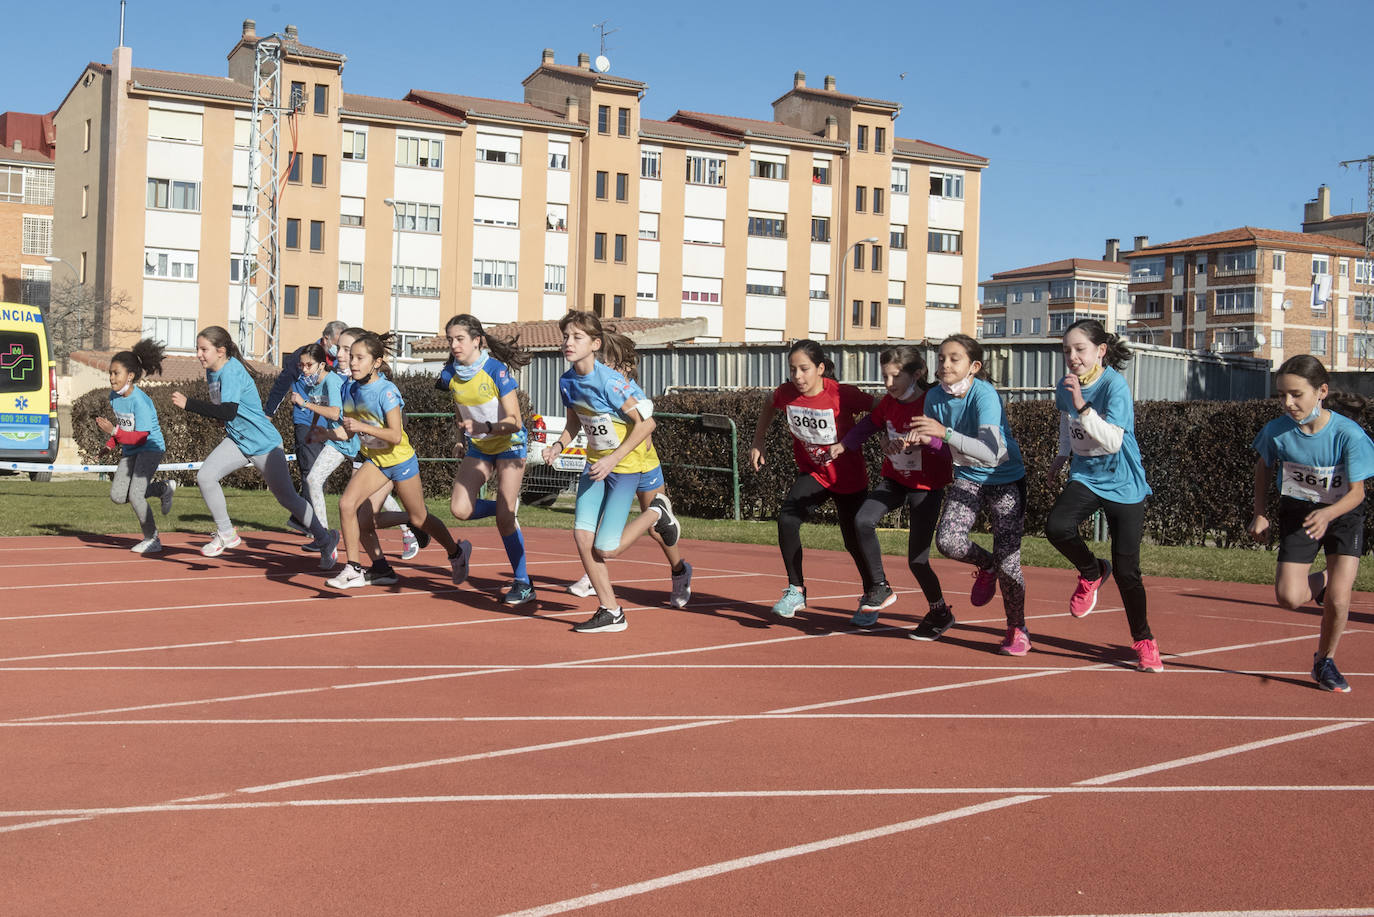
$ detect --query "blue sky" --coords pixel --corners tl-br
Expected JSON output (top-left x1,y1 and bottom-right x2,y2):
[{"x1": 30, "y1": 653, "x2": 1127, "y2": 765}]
[{"x1": 7, "y1": 0, "x2": 1371, "y2": 281}]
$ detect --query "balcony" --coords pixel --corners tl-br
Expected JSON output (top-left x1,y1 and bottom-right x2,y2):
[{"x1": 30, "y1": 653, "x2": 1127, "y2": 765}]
[
  {"x1": 337, "y1": 280, "x2": 362, "y2": 293},
  {"x1": 1130, "y1": 309, "x2": 1162, "y2": 320}
]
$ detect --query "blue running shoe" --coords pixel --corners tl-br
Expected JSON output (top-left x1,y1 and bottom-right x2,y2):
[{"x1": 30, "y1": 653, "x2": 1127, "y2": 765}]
[{"x1": 772, "y1": 584, "x2": 806, "y2": 618}]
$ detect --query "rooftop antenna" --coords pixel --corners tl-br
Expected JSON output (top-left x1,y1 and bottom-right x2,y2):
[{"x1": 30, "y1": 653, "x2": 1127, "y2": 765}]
[
  {"x1": 592, "y1": 19, "x2": 617, "y2": 71},
  {"x1": 119, "y1": 0, "x2": 126, "y2": 45}
]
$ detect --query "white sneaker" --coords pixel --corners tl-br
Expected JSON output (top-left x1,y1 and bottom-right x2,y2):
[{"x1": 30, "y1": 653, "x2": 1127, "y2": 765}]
[
  {"x1": 450, "y1": 539, "x2": 473, "y2": 585},
  {"x1": 568, "y1": 574, "x2": 595, "y2": 597},
  {"x1": 160, "y1": 480, "x2": 177, "y2": 515},
  {"x1": 400, "y1": 528, "x2": 420, "y2": 561},
  {"x1": 131, "y1": 535, "x2": 162, "y2": 554},
  {"x1": 318, "y1": 529, "x2": 340, "y2": 570},
  {"x1": 201, "y1": 531, "x2": 241, "y2": 557},
  {"x1": 326, "y1": 562, "x2": 369, "y2": 589},
  {"x1": 669, "y1": 561, "x2": 693, "y2": 608}
]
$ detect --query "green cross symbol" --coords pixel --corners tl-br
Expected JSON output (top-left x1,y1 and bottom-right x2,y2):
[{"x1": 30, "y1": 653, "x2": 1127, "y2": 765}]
[{"x1": 0, "y1": 345, "x2": 34, "y2": 381}]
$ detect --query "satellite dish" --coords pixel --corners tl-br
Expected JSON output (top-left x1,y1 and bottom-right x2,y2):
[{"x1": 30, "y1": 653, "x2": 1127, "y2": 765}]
[
  {"x1": 1282, "y1": 299, "x2": 1293, "y2": 311},
  {"x1": 1254, "y1": 332, "x2": 1266, "y2": 345},
  {"x1": 594, "y1": 54, "x2": 611, "y2": 73}
]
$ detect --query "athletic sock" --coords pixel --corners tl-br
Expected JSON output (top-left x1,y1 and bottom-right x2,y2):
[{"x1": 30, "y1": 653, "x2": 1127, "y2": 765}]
[
  {"x1": 501, "y1": 528, "x2": 528, "y2": 583},
  {"x1": 469, "y1": 499, "x2": 498, "y2": 520}
]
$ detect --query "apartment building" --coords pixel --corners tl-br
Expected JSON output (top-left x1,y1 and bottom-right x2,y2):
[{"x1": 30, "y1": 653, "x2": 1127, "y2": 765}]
[
  {"x1": 978, "y1": 240, "x2": 1130, "y2": 338},
  {"x1": 53, "y1": 21, "x2": 986, "y2": 357},
  {"x1": 1123, "y1": 227, "x2": 1373, "y2": 367},
  {"x1": 0, "y1": 112, "x2": 56, "y2": 309},
  {"x1": 1302, "y1": 183, "x2": 1369, "y2": 247}
]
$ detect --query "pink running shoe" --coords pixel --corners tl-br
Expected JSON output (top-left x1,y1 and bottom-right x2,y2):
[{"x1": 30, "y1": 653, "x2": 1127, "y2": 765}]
[
  {"x1": 998, "y1": 626, "x2": 1031, "y2": 656},
  {"x1": 1133, "y1": 638, "x2": 1163, "y2": 673},
  {"x1": 1069, "y1": 559, "x2": 1111, "y2": 618},
  {"x1": 969, "y1": 567, "x2": 998, "y2": 607}
]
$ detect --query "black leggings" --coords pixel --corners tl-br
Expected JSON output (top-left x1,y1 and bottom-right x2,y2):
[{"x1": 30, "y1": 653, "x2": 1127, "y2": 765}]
[
  {"x1": 1045, "y1": 480, "x2": 1152, "y2": 641},
  {"x1": 778, "y1": 474, "x2": 868, "y2": 590},
  {"x1": 855, "y1": 478, "x2": 945, "y2": 604}
]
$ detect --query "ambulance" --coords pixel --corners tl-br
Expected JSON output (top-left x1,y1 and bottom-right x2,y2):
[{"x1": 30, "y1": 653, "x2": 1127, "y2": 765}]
[{"x1": 0, "y1": 301, "x2": 60, "y2": 480}]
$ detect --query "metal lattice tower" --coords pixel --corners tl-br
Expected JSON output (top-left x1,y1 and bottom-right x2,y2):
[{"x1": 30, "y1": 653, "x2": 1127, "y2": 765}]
[{"x1": 1339, "y1": 155, "x2": 1374, "y2": 369}]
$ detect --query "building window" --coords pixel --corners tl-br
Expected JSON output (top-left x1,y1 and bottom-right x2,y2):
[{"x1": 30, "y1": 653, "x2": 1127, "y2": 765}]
[
  {"x1": 309, "y1": 220, "x2": 324, "y2": 252},
  {"x1": 685, "y1": 154, "x2": 725, "y2": 186},
  {"x1": 20, "y1": 265, "x2": 51, "y2": 308},
  {"x1": 929, "y1": 171, "x2": 964, "y2": 199},
  {"x1": 682, "y1": 277, "x2": 722, "y2": 304},
  {"x1": 1355, "y1": 296, "x2": 1374, "y2": 321},
  {"x1": 289, "y1": 81, "x2": 306, "y2": 110},
  {"x1": 284, "y1": 284, "x2": 298, "y2": 316},
  {"x1": 637, "y1": 272, "x2": 657, "y2": 300},
  {"x1": 855, "y1": 186, "x2": 866, "y2": 212},
  {"x1": 683, "y1": 216, "x2": 724, "y2": 245},
  {"x1": 1272, "y1": 329, "x2": 1285, "y2": 349},
  {"x1": 811, "y1": 217, "x2": 830, "y2": 242},
  {"x1": 851, "y1": 300, "x2": 862, "y2": 327},
  {"x1": 596, "y1": 171, "x2": 608, "y2": 200},
  {"x1": 874, "y1": 127, "x2": 885, "y2": 153},
  {"x1": 473, "y1": 196, "x2": 519, "y2": 227},
  {"x1": 641, "y1": 150, "x2": 661, "y2": 179},
  {"x1": 396, "y1": 135, "x2": 442, "y2": 169},
  {"x1": 856, "y1": 125, "x2": 868, "y2": 151},
  {"x1": 614, "y1": 234, "x2": 627, "y2": 263},
  {"x1": 145, "y1": 178, "x2": 200, "y2": 212},
  {"x1": 618, "y1": 107, "x2": 630, "y2": 137},
  {"x1": 143, "y1": 315, "x2": 197, "y2": 351},
  {"x1": 312, "y1": 84, "x2": 327, "y2": 115},
  {"x1": 476, "y1": 147, "x2": 520, "y2": 165},
  {"x1": 616, "y1": 172, "x2": 628, "y2": 202},
  {"x1": 745, "y1": 269, "x2": 784, "y2": 297},
  {"x1": 613, "y1": 294, "x2": 625, "y2": 317},
  {"x1": 1031, "y1": 317, "x2": 1042, "y2": 334},
  {"x1": 1215, "y1": 289, "x2": 1256, "y2": 314},
  {"x1": 1171, "y1": 255, "x2": 1184, "y2": 276},
  {"x1": 339, "y1": 262, "x2": 363, "y2": 293},
  {"x1": 307, "y1": 286, "x2": 322, "y2": 317},
  {"x1": 472, "y1": 259, "x2": 517, "y2": 290},
  {"x1": 234, "y1": 114, "x2": 251, "y2": 148},
  {"x1": 983, "y1": 319, "x2": 1005, "y2": 336},
  {"x1": 18, "y1": 167, "x2": 53, "y2": 206},
  {"x1": 1195, "y1": 293, "x2": 1206, "y2": 311},
  {"x1": 1273, "y1": 252, "x2": 1285, "y2": 271},
  {"x1": 873, "y1": 187, "x2": 884, "y2": 214},
  {"x1": 1196, "y1": 255, "x2": 1207, "y2": 274},
  {"x1": 1133, "y1": 258, "x2": 1165, "y2": 282},
  {"x1": 593, "y1": 293, "x2": 605, "y2": 316},
  {"x1": 810, "y1": 274, "x2": 828, "y2": 300},
  {"x1": 285, "y1": 218, "x2": 300, "y2": 249},
  {"x1": 1312, "y1": 254, "x2": 1330, "y2": 276},
  {"x1": 392, "y1": 201, "x2": 441, "y2": 233},
  {"x1": 891, "y1": 166, "x2": 908, "y2": 194},
  {"x1": 890, "y1": 225, "x2": 907, "y2": 250},
  {"x1": 546, "y1": 202, "x2": 567, "y2": 232},
  {"x1": 888, "y1": 280, "x2": 905, "y2": 305},
  {"x1": 597, "y1": 106, "x2": 610, "y2": 134},
  {"x1": 1311, "y1": 330, "x2": 1328, "y2": 355},
  {"x1": 311, "y1": 154, "x2": 326, "y2": 186},
  {"x1": 83, "y1": 119, "x2": 91, "y2": 152},
  {"x1": 1012, "y1": 319, "x2": 1023, "y2": 335},
  {"x1": 342, "y1": 128, "x2": 366, "y2": 161},
  {"x1": 340, "y1": 196, "x2": 364, "y2": 227},
  {"x1": 548, "y1": 142, "x2": 569, "y2": 170},
  {"x1": 812, "y1": 163, "x2": 830, "y2": 185},
  {"x1": 0, "y1": 165, "x2": 22, "y2": 202},
  {"x1": 928, "y1": 230, "x2": 962, "y2": 254},
  {"x1": 287, "y1": 154, "x2": 302, "y2": 183},
  {"x1": 748, "y1": 215, "x2": 786, "y2": 238},
  {"x1": 1030, "y1": 288, "x2": 1042, "y2": 302},
  {"x1": 639, "y1": 212, "x2": 658, "y2": 240},
  {"x1": 854, "y1": 244, "x2": 865, "y2": 270},
  {"x1": 148, "y1": 108, "x2": 203, "y2": 143},
  {"x1": 21, "y1": 216, "x2": 51, "y2": 256},
  {"x1": 545, "y1": 264, "x2": 567, "y2": 294},
  {"x1": 871, "y1": 244, "x2": 882, "y2": 271},
  {"x1": 870, "y1": 301, "x2": 881, "y2": 327},
  {"x1": 1219, "y1": 250, "x2": 1256, "y2": 272},
  {"x1": 750, "y1": 159, "x2": 788, "y2": 180},
  {"x1": 1173, "y1": 295, "x2": 1184, "y2": 313},
  {"x1": 143, "y1": 247, "x2": 197, "y2": 280},
  {"x1": 392, "y1": 265, "x2": 439, "y2": 297},
  {"x1": 594, "y1": 232, "x2": 606, "y2": 261}
]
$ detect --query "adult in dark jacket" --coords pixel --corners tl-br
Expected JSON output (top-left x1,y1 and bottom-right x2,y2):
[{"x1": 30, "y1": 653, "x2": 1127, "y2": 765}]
[{"x1": 266, "y1": 321, "x2": 349, "y2": 517}]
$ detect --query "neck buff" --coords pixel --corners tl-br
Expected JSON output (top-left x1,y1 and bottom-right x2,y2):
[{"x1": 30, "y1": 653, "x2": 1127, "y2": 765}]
[
  {"x1": 897, "y1": 382, "x2": 919, "y2": 402},
  {"x1": 1077, "y1": 363, "x2": 1103, "y2": 387},
  {"x1": 1300, "y1": 402, "x2": 1323, "y2": 425},
  {"x1": 116, "y1": 382, "x2": 132, "y2": 397},
  {"x1": 940, "y1": 374, "x2": 975, "y2": 398},
  {"x1": 454, "y1": 349, "x2": 490, "y2": 383}
]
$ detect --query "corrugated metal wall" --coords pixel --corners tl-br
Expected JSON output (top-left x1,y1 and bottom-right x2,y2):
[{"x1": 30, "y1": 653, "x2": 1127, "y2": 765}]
[{"x1": 517, "y1": 340, "x2": 1272, "y2": 417}]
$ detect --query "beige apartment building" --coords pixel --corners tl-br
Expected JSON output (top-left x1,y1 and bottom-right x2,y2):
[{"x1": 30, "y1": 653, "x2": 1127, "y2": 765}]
[
  {"x1": 0, "y1": 112, "x2": 56, "y2": 309},
  {"x1": 978, "y1": 240, "x2": 1131, "y2": 339},
  {"x1": 53, "y1": 21, "x2": 987, "y2": 358}
]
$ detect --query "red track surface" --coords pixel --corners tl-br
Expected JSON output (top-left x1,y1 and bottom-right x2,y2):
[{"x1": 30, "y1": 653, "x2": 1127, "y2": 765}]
[{"x1": 1, "y1": 527, "x2": 1371, "y2": 916}]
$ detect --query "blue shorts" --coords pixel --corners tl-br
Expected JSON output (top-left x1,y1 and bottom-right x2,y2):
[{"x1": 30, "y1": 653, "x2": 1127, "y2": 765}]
[
  {"x1": 636, "y1": 464, "x2": 664, "y2": 493},
  {"x1": 468, "y1": 443, "x2": 528, "y2": 463},
  {"x1": 574, "y1": 469, "x2": 641, "y2": 553},
  {"x1": 373, "y1": 454, "x2": 420, "y2": 482}
]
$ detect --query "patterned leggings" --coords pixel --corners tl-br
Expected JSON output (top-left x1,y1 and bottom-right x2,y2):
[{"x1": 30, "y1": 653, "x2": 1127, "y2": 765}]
[{"x1": 935, "y1": 477, "x2": 1026, "y2": 627}]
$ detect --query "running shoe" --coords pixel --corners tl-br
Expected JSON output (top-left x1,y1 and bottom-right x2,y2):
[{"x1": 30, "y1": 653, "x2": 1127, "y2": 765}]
[
  {"x1": 318, "y1": 529, "x2": 340, "y2": 570},
  {"x1": 909, "y1": 604, "x2": 956, "y2": 641},
  {"x1": 400, "y1": 527, "x2": 420, "y2": 561},
  {"x1": 286, "y1": 515, "x2": 310, "y2": 536},
  {"x1": 301, "y1": 539, "x2": 321, "y2": 552},
  {"x1": 327, "y1": 562, "x2": 368, "y2": 589},
  {"x1": 568, "y1": 574, "x2": 595, "y2": 597},
  {"x1": 201, "y1": 531, "x2": 241, "y2": 557},
  {"x1": 772, "y1": 584, "x2": 806, "y2": 618},
  {"x1": 159, "y1": 480, "x2": 177, "y2": 515},
  {"x1": 969, "y1": 567, "x2": 998, "y2": 607},
  {"x1": 669, "y1": 561, "x2": 693, "y2": 609},
  {"x1": 858, "y1": 582, "x2": 896, "y2": 614},
  {"x1": 998, "y1": 625, "x2": 1032, "y2": 656},
  {"x1": 573, "y1": 606, "x2": 627, "y2": 633},
  {"x1": 366, "y1": 563, "x2": 399, "y2": 586},
  {"x1": 650, "y1": 493, "x2": 681, "y2": 547},
  {"x1": 1069, "y1": 559, "x2": 1111, "y2": 618},
  {"x1": 1313, "y1": 655, "x2": 1351, "y2": 693},
  {"x1": 1133, "y1": 638, "x2": 1164, "y2": 673},
  {"x1": 131, "y1": 535, "x2": 162, "y2": 554},
  {"x1": 450, "y1": 539, "x2": 473, "y2": 585},
  {"x1": 502, "y1": 580, "x2": 536, "y2": 606}
]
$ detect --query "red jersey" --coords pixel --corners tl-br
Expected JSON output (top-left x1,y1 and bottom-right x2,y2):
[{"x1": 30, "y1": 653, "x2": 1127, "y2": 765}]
[
  {"x1": 771, "y1": 377, "x2": 871, "y2": 493},
  {"x1": 870, "y1": 390, "x2": 953, "y2": 491}
]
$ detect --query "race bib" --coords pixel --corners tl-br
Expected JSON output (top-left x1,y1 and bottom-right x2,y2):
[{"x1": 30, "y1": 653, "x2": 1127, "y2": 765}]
[
  {"x1": 208, "y1": 380, "x2": 222, "y2": 405},
  {"x1": 115, "y1": 410, "x2": 136, "y2": 433},
  {"x1": 786, "y1": 405, "x2": 837, "y2": 445},
  {"x1": 885, "y1": 422, "x2": 922, "y2": 472},
  {"x1": 581, "y1": 411, "x2": 622, "y2": 452},
  {"x1": 1067, "y1": 416, "x2": 1110, "y2": 457},
  {"x1": 1281, "y1": 462, "x2": 1348, "y2": 503},
  {"x1": 361, "y1": 433, "x2": 389, "y2": 451}
]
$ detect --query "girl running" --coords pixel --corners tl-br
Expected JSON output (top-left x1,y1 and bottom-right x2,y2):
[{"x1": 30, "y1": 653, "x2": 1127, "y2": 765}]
[
  {"x1": 325, "y1": 331, "x2": 465, "y2": 589},
  {"x1": 749, "y1": 339, "x2": 874, "y2": 619},
  {"x1": 435, "y1": 314, "x2": 534, "y2": 606},
  {"x1": 289, "y1": 342, "x2": 359, "y2": 539},
  {"x1": 568, "y1": 336, "x2": 693, "y2": 609},
  {"x1": 908, "y1": 334, "x2": 1029, "y2": 654},
  {"x1": 97, "y1": 338, "x2": 176, "y2": 553},
  {"x1": 1249, "y1": 354, "x2": 1373, "y2": 693},
  {"x1": 1045, "y1": 320, "x2": 1160, "y2": 672},
  {"x1": 831, "y1": 345, "x2": 953, "y2": 634},
  {"x1": 541, "y1": 310, "x2": 680, "y2": 633},
  {"x1": 171, "y1": 326, "x2": 338, "y2": 566}
]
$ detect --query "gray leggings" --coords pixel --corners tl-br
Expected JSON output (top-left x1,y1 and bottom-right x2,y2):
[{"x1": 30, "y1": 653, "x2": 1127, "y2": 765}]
[
  {"x1": 304, "y1": 445, "x2": 349, "y2": 530},
  {"x1": 197, "y1": 438, "x2": 327, "y2": 540},
  {"x1": 111, "y1": 450, "x2": 169, "y2": 539}
]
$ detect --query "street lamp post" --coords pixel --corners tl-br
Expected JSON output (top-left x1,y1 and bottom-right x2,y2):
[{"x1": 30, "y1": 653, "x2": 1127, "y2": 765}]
[
  {"x1": 382, "y1": 198, "x2": 399, "y2": 338},
  {"x1": 43, "y1": 255, "x2": 86, "y2": 350},
  {"x1": 836, "y1": 236, "x2": 880, "y2": 341}
]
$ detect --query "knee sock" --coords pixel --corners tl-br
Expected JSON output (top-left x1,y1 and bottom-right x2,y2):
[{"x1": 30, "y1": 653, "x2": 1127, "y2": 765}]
[
  {"x1": 470, "y1": 499, "x2": 498, "y2": 521},
  {"x1": 502, "y1": 528, "x2": 528, "y2": 583}
]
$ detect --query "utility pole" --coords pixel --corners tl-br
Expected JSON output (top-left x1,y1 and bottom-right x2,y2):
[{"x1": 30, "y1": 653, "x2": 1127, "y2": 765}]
[{"x1": 1339, "y1": 155, "x2": 1374, "y2": 369}]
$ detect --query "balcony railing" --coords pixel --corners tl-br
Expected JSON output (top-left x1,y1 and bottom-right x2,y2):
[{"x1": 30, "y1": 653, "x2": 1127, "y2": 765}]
[{"x1": 338, "y1": 280, "x2": 363, "y2": 293}]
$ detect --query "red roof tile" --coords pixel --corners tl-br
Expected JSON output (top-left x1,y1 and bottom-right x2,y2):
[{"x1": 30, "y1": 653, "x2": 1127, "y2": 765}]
[
  {"x1": 524, "y1": 63, "x2": 646, "y2": 91},
  {"x1": 404, "y1": 90, "x2": 573, "y2": 129},
  {"x1": 341, "y1": 93, "x2": 465, "y2": 128},
  {"x1": 772, "y1": 85, "x2": 899, "y2": 111},
  {"x1": 1129, "y1": 226, "x2": 1368, "y2": 257},
  {"x1": 988, "y1": 258, "x2": 1128, "y2": 281},
  {"x1": 0, "y1": 147, "x2": 55, "y2": 166},
  {"x1": 639, "y1": 118, "x2": 741, "y2": 147},
  {"x1": 670, "y1": 110, "x2": 844, "y2": 148},
  {"x1": 130, "y1": 67, "x2": 251, "y2": 103},
  {"x1": 894, "y1": 137, "x2": 988, "y2": 167}
]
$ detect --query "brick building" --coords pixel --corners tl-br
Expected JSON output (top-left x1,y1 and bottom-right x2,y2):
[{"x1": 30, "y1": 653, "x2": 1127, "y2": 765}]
[
  {"x1": 0, "y1": 111, "x2": 56, "y2": 308},
  {"x1": 978, "y1": 239, "x2": 1131, "y2": 338}
]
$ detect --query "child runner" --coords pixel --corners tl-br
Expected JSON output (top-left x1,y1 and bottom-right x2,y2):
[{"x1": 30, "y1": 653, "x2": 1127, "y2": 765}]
[
  {"x1": 96, "y1": 338, "x2": 176, "y2": 553},
  {"x1": 568, "y1": 335, "x2": 693, "y2": 609},
  {"x1": 171, "y1": 326, "x2": 338, "y2": 566},
  {"x1": 831, "y1": 344, "x2": 953, "y2": 633},
  {"x1": 289, "y1": 342, "x2": 359, "y2": 540},
  {"x1": 908, "y1": 333, "x2": 1029, "y2": 655},
  {"x1": 541, "y1": 310, "x2": 680, "y2": 633},
  {"x1": 325, "y1": 331, "x2": 465, "y2": 589},
  {"x1": 1249, "y1": 354, "x2": 1374, "y2": 693},
  {"x1": 1045, "y1": 319, "x2": 1160, "y2": 672},
  {"x1": 434, "y1": 314, "x2": 532, "y2": 606},
  {"x1": 749, "y1": 339, "x2": 874, "y2": 619}
]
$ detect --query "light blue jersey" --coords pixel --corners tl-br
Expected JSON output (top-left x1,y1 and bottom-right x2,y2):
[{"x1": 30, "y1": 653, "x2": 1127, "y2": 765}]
[
  {"x1": 307, "y1": 370, "x2": 359, "y2": 458},
  {"x1": 923, "y1": 377, "x2": 1025, "y2": 485},
  {"x1": 1055, "y1": 367, "x2": 1150, "y2": 504},
  {"x1": 208, "y1": 357, "x2": 282, "y2": 457},
  {"x1": 1253, "y1": 411, "x2": 1374, "y2": 505},
  {"x1": 109, "y1": 387, "x2": 165, "y2": 454}
]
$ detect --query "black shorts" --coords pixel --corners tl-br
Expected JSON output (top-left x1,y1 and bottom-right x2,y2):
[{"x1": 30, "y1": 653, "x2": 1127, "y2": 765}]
[{"x1": 1276, "y1": 496, "x2": 1365, "y2": 564}]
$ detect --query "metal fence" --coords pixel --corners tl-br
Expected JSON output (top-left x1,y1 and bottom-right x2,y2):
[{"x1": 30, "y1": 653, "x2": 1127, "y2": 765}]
[{"x1": 513, "y1": 339, "x2": 1272, "y2": 417}]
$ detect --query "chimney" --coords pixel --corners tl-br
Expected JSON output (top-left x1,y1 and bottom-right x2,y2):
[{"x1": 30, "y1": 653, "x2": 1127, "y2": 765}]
[
  {"x1": 824, "y1": 74, "x2": 836, "y2": 91},
  {"x1": 1304, "y1": 184, "x2": 1332, "y2": 224},
  {"x1": 242, "y1": 19, "x2": 257, "y2": 41},
  {"x1": 1104, "y1": 238, "x2": 1120, "y2": 261},
  {"x1": 1133, "y1": 235, "x2": 1150, "y2": 251},
  {"x1": 825, "y1": 115, "x2": 838, "y2": 141},
  {"x1": 12, "y1": 140, "x2": 20, "y2": 153},
  {"x1": 793, "y1": 70, "x2": 806, "y2": 89},
  {"x1": 284, "y1": 24, "x2": 298, "y2": 41},
  {"x1": 542, "y1": 48, "x2": 554, "y2": 65},
  {"x1": 566, "y1": 95, "x2": 579, "y2": 122},
  {"x1": 578, "y1": 52, "x2": 590, "y2": 70}
]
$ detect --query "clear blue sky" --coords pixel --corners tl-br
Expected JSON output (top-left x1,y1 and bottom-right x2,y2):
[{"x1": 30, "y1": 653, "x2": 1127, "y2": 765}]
[{"x1": 7, "y1": 0, "x2": 1372, "y2": 281}]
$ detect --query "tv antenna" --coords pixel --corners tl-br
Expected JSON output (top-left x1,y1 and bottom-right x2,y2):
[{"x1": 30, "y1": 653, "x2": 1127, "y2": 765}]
[{"x1": 592, "y1": 19, "x2": 617, "y2": 70}]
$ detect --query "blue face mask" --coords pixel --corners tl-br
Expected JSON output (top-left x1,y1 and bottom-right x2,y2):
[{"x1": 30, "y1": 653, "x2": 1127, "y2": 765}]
[
  {"x1": 328, "y1": 344, "x2": 338, "y2": 358},
  {"x1": 1300, "y1": 402, "x2": 1323, "y2": 425}
]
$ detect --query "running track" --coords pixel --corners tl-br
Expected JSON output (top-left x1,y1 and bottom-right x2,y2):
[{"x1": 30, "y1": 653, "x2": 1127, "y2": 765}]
[{"x1": 1, "y1": 528, "x2": 1371, "y2": 916}]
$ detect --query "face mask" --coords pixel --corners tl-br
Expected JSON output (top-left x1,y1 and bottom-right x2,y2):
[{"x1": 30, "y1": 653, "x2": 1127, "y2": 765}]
[
  {"x1": 940, "y1": 375, "x2": 974, "y2": 397},
  {"x1": 115, "y1": 381, "x2": 132, "y2": 397},
  {"x1": 1077, "y1": 364, "x2": 1103, "y2": 387},
  {"x1": 328, "y1": 344, "x2": 338, "y2": 358},
  {"x1": 897, "y1": 382, "x2": 918, "y2": 401},
  {"x1": 1300, "y1": 402, "x2": 1323, "y2": 425}
]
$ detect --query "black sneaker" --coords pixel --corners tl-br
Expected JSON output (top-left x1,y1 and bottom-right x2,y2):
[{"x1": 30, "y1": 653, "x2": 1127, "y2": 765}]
[
  {"x1": 1313, "y1": 655, "x2": 1351, "y2": 693},
  {"x1": 910, "y1": 604, "x2": 956, "y2": 641},
  {"x1": 858, "y1": 582, "x2": 896, "y2": 613},
  {"x1": 650, "y1": 494, "x2": 681, "y2": 547},
  {"x1": 286, "y1": 515, "x2": 310, "y2": 536},
  {"x1": 367, "y1": 563, "x2": 399, "y2": 586},
  {"x1": 572, "y1": 606, "x2": 627, "y2": 633}
]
